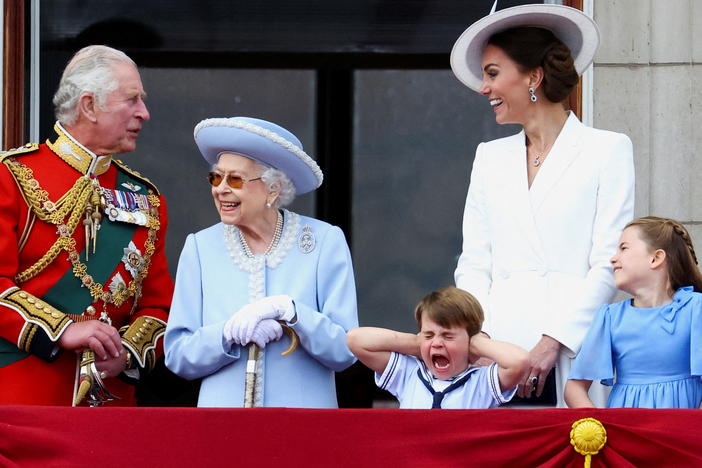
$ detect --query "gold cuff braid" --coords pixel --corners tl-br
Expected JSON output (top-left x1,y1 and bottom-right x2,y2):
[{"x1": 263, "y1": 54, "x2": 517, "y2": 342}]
[
  {"x1": 0, "y1": 287, "x2": 70, "y2": 350},
  {"x1": 120, "y1": 316, "x2": 166, "y2": 370}
]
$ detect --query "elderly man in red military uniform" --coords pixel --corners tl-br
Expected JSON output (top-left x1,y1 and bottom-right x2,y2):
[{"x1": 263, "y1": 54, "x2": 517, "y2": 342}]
[{"x1": 0, "y1": 45, "x2": 173, "y2": 405}]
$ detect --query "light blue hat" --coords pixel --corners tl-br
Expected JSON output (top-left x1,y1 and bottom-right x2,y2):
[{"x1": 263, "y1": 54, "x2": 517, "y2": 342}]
[{"x1": 194, "y1": 117, "x2": 323, "y2": 194}]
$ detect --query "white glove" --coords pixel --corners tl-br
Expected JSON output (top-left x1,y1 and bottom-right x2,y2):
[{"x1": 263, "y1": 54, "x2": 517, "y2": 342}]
[
  {"x1": 223, "y1": 316, "x2": 283, "y2": 347},
  {"x1": 226, "y1": 295, "x2": 295, "y2": 345},
  {"x1": 249, "y1": 319, "x2": 284, "y2": 348}
]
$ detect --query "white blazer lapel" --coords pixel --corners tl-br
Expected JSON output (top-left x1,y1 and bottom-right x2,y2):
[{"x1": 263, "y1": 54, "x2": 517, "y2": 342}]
[
  {"x1": 501, "y1": 131, "x2": 545, "y2": 258},
  {"x1": 529, "y1": 112, "x2": 585, "y2": 212}
]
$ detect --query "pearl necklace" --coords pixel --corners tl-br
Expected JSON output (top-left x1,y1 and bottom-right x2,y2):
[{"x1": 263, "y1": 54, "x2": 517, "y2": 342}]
[{"x1": 239, "y1": 210, "x2": 283, "y2": 258}]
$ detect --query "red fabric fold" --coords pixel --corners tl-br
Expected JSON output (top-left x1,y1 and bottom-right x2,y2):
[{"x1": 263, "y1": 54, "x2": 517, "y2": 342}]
[{"x1": 0, "y1": 407, "x2": 700, "y2": 467}]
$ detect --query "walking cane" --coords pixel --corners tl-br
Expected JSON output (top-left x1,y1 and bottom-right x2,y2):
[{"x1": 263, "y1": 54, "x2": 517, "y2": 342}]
[{"x1": 243, "y1": 323, "x2": 299, "y2": 407}]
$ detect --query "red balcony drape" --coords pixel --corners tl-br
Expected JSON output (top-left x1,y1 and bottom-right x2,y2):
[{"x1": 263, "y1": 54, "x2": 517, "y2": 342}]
[{"x1": 1, "y1": 407, "x2": 701, "y2": 467}]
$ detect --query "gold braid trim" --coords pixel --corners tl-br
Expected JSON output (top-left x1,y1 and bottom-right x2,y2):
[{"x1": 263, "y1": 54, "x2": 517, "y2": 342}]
[
  {"x1": 17, "y1": 207, "x2": 36, "y2": 254},
  {"x1": 0, "y1": 143, "x2": 39, "y2": 160},
  {"x1": 120, "y1": 316, "x2": 166, "y2": 370},
  {"x1": 19, "y1": 323, "x2": 39, "y2": 351},
  {"x1": 0, "y1": 287, "x2": 71, "y2": 347},
  {"x1": 6, "y1": 157, "x2": 162, "y2": 315},
  {"x1": 4, "y1": 157, "x2": 93, "y2": 224},
  {"x1": 5, "y1": 158, "x2": 95, "y2": 283}
]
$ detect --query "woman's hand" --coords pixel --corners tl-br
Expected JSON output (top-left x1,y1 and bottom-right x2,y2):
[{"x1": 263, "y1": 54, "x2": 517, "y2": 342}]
[
  {"x1": 518, "y1": 334, "x2": 561, "y2": 398},
  {"x1": 224, "y1": 295, "x2": 295, "y2": 345},
  {"x1": 58, "y1": 321, "x2": 122, "y2": 360}
]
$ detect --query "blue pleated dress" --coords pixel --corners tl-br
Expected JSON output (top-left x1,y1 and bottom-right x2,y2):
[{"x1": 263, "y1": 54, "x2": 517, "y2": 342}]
[{"x1": 569, "y1": 287, "x2": 702, "y2": 408}]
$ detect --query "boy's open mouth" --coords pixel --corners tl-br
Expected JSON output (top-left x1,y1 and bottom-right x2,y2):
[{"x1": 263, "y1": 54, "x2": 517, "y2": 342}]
[{"x1": 432, "y1": 355, "x2": 450, "y2": 369}]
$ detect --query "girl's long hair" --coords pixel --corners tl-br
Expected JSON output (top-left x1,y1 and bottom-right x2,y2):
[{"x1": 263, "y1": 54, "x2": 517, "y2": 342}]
[{"x1": 626, "y1": 216, "x2": 702, "y2": 292}]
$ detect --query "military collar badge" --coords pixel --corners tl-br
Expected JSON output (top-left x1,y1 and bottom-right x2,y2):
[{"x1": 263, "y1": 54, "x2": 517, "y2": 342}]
[{"x1": 121, "y1": 181, "x2": 142, "y2": 192}]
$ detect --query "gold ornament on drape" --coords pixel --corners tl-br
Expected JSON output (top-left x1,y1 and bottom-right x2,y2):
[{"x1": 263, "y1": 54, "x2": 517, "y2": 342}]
[{"x1": 570, "y1": 417, "x2": 607, "y2": 468}]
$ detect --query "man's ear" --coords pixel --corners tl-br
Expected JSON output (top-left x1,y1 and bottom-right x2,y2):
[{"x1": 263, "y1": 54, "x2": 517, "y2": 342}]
[
  {"x1": 650, "y1": 249, "x2": 667, "y2": 269},
  {"x1": 78, "y1": 93, "x2": 98, "y2": 123}
]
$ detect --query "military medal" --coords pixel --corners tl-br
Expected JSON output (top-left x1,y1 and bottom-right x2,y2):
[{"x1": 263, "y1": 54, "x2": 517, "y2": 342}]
[
  {"x1": 102, "y1": 188, "x2": 152, "y2": 226},
  {"x1": 122, "y1": 242, "x2": 144, "y2": 278},
  {"x1": 108, "y1": 273, "x2": 127, "y2": 296}
]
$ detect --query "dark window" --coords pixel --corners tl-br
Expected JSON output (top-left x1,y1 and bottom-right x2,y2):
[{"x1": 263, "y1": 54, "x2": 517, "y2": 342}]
[{"x1": 38, "y1": 0, "x2": 541, "y2": 407}]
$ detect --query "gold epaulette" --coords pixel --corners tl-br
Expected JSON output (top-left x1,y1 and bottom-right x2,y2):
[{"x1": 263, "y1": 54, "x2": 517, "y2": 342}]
[
  {"x1": 119, "y1": 316, "x2": 166, "y2": 371},
  {"x1": 112, "y1": 159, "x2": 161, "y2": 196},
  {"x1": 0, "y1": 143, "x2": 39, "y2": 162},
  {"x1": 0, "y1": 287, "x2": 70, "y2": 350}
]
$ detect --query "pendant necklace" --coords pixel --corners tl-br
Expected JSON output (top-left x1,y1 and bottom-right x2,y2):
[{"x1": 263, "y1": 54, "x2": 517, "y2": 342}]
[{"x1": 529, "y1": 141, "x2": 553, "y2": 167}]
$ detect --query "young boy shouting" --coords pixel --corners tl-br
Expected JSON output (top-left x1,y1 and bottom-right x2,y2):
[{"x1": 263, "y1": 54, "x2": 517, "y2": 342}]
[{"x1": 347, "y1": 286, "x2": 528, "y2": 409}]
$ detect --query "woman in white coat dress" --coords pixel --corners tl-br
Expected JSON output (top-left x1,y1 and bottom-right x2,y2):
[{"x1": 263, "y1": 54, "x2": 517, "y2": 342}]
[
  {"x1": 164, "y1": 117, "x2": 358, "y2": 407},
  {"x1": 450, "y1": 5, "x2": 635, "y2": 406}
]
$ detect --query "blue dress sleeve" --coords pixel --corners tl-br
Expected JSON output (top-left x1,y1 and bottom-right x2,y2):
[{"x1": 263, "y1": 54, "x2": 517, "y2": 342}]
[
  {"x1": 288, "y1": 225, "x2": 359, "y2": 371},
  {"x1": 690, "y1": 296, "x2": 702, "y2": 380},
  {"x1": 164, "y1": 232, "x2": 240, "y2": 380},
  {"x1": 568, "y1": 304, "x2": 615, "y2": 386}
]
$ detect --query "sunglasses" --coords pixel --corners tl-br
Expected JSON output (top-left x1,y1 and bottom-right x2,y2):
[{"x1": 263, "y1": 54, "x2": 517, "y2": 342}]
[{"x1": 207, "y1": 172, "x2": 262, "y2": 189}]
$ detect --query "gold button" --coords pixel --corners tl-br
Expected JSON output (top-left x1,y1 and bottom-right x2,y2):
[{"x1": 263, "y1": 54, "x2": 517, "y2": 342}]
[
  {"x1": 135, "y1": 332, "x2": 143, "y2": 339},
  {"x1": 19, "y1": 292, "x2": 28, "y2": 299},
  {"x1": 51, "y1": 312, "x2": 61, "y2": 319},
  {"x1": 35, "y1": 303, "x2": 44, "y2": 309},
  {"x1": 27, "y1": 298, "x2": 35, "y2": 304},
  {"x1": 131, "y1": 337, "x2": 138, "y2": 343}
]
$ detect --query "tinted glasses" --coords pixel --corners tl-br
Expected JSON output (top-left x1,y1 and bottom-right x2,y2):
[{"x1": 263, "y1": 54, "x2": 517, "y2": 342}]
[{"x1": 207, "y1": 172, "x2": 262, "y2": 189}]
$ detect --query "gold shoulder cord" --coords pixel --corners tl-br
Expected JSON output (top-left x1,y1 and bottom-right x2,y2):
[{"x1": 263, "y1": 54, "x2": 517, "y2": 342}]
[
  {"x1": 5, "y1": 157, "x2": 161, "y2": 310},
  {"x1": 6, "y1": 158, "x2": 94, "y2": 282}
]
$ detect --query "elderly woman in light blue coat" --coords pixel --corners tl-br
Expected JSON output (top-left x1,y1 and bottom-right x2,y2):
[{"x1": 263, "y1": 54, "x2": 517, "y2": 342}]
[{"x1": 164, "y1": 117, "x2": 358, "y2": 407}]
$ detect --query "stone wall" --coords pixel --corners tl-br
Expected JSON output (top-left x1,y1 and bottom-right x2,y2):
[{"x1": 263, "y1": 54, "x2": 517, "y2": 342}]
[{"x1": 593, "y1": 0, "x2": 702, "y2": 247}]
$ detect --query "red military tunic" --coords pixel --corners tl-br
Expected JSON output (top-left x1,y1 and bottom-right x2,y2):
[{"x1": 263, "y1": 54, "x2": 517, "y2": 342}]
[{"x1": 0, "y1": 123, "x2": 173, "y2": 405}]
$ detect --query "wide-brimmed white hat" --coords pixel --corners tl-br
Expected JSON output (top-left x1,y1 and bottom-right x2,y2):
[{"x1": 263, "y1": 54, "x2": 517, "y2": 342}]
[
  {"x1": 450, "y1": 4, "x2": 600, "y2": 92},
  {"x1": 194, "y1": 117, "x2": 323, "y2": 194}
]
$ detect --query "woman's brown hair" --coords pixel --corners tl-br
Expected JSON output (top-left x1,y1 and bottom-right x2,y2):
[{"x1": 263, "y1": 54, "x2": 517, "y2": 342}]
[
  {"x1": 626, "y1": 216, "x2": 702, "y2": 292},
  {"x1": 487, "y1": 26, "x2": 579, "y2": 103}
]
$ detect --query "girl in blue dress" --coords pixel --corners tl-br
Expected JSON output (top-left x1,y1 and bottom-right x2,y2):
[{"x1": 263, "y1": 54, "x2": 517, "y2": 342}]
[{"x1": 565, "y1": 217, "x2": 702, "y2": 408}]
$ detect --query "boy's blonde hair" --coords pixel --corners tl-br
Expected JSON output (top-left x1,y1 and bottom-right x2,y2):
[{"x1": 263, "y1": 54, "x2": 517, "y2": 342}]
[{"x1": 414, "y1": 286, "x2": 483, "y2": 336}]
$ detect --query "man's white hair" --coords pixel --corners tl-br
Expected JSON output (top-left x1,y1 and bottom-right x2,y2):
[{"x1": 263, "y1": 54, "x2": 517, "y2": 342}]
[{"x1": 52, "y1": 45, "x2": 136, "y2": 125}]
